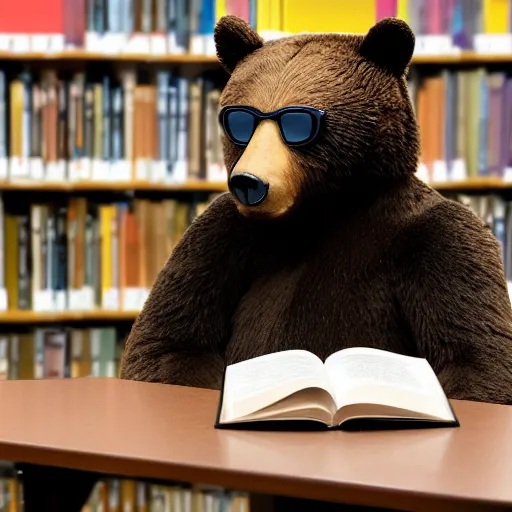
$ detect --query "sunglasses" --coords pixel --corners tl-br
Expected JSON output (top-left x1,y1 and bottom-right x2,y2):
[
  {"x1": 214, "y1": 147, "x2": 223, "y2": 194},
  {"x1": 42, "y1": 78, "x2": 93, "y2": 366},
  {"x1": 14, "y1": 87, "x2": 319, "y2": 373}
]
[{"x1": 218, "y1": 105, "x2": 325, "y2": 148}]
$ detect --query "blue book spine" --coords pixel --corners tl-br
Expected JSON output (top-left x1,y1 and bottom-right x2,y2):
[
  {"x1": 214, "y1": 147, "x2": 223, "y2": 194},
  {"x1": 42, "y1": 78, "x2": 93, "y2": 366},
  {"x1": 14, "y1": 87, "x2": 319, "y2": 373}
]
[
  {"x1": 478, "y1": 73, "x2": 489, "y2": 176},
  {"x1": 198, "y1": 0, "x2": 215, "y2": 36},
  {"x1": 250, "y1": 0, "x2": 257, "y2": 29},
  {"x1": 445, "y1": 71, "x2": 454, "y2": 172},
  {"x1": 494, "y1": 198, "x2": 506, "y2": 264}
]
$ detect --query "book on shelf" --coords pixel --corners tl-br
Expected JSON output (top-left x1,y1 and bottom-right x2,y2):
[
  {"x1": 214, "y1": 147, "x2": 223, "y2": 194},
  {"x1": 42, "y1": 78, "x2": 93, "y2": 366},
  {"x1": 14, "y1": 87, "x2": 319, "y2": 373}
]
[
  {"x1": 0, "y1": 326, "x2": 128, "y2": 380},
  {"x1": 0, "y1": 67, "x2": 226, "y2": 184},
  {"x1": 0, "y1": 0, "x2": 509, "y2": 57},
  {"x1": 0, "y1": 473, "x2": 251, "y2": 512},
  {"x1": 0, "y1": 192, "x2": 221, "y2": 313},
  {"x1": 409, "y1": 66, "x2": 512, "y2": 184},
  {"x1": 215, "y1": 347, "x2": 459, "y2": 430},
  {"x1": 445, "y1": 193, "x2": 512, "y2": 300}
]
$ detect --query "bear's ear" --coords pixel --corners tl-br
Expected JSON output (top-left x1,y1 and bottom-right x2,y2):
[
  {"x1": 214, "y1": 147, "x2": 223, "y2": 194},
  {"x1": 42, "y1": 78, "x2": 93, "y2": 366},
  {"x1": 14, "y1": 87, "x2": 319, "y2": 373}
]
[
  {"x1": 214, "y1": 15, "x2": 264, "y2": 74},
  {"x1": 358, "y1": 17, "x2": 415, "y2": 77}
]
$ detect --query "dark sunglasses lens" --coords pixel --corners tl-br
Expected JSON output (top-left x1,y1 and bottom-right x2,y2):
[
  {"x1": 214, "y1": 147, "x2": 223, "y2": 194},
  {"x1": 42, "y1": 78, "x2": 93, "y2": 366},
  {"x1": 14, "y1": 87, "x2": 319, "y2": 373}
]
[
  {"x1": 280, "y1": 112, "x2": 313, "y2": 144},
  {"x1": 226, "y1": 110, "x2": 256, "y2": 143}
]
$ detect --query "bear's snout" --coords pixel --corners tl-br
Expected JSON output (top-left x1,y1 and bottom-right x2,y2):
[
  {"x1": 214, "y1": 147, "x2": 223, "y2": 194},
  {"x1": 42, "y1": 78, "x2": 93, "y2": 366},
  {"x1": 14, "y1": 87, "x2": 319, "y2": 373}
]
[
  {"x1": 227, "y1": 120, "x2": 299, "y2": 218},
  {"x1": 229, "y1": 172, "x2": 269, "y2": 207}
]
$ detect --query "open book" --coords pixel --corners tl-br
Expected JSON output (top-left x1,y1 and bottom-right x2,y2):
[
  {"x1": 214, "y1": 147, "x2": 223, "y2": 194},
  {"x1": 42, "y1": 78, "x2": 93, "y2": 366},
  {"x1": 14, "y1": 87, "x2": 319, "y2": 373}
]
[{"x1": 215, "y1": 347, "x2": 459, "y2": 430}]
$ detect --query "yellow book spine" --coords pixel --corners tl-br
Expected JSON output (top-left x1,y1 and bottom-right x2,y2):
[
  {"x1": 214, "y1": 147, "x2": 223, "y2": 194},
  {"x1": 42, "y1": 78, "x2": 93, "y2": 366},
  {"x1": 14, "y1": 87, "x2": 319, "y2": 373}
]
[
  {"x1": 282, "y1": 0, "x2": 375, "y2": 34},
  {"x1": 484, "y1": 0, "x2": 510, "y2": 33},
  {"x1": 121, "y1": 480, "x2": 136, "y2": 510},
  {"x1": 269, "y1": 0, "x2": 282, "y2": 32},
  {"x1": 396, "y1": 0, "x2": 410, "y2": 23},
  {"x1": 70, "y1": 331, "x2": 80, "y2": 379},
  {"x1": 5, "y1": 215, "x2": 18, "y2": 310},
  {"x1": 18, "y1": 334, "x2": 35, "y2": 380},
  {"x1": 100, "y1": 205, "x2": 113, "y2": 298},
  {"x1": 8, "y1": 479, "x2": 19, "y2": 512},
  {"x1": 257, "y1": 0, "x2": 271, "y2": 32},
  {"x1": 81, "y1": 330, "x2": 92, "y2": 377},
  {"x1": 9, "y1": 81, "x2": 23, "y2": 159},
  {"x1": 216, "y1": 0, "x2": 227, "y2": 19}
]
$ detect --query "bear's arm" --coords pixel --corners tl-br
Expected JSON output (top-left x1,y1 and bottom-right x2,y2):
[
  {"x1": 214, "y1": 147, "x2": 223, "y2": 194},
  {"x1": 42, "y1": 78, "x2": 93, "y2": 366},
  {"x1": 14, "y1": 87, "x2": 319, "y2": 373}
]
[
  {"x1": 119, "y1": 193, "x2": 251, "y2": 389},
  {"x1": 397, "y1": 199, "x2": 512, "y2": 405}
]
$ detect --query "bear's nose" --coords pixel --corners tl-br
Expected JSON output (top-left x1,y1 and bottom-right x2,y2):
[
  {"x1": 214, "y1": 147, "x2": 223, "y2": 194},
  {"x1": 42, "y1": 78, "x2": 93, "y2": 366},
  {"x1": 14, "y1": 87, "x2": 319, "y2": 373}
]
[{"x1": 229, "y1": 173, "x2": 269, "y2": 206}]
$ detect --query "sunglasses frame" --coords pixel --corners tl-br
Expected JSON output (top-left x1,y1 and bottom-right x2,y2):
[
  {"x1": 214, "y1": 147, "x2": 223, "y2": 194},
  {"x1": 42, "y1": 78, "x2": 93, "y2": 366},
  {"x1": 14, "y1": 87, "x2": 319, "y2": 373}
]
[{"x1": 218, "y1": 105, "x2": 326, "y2": 148}]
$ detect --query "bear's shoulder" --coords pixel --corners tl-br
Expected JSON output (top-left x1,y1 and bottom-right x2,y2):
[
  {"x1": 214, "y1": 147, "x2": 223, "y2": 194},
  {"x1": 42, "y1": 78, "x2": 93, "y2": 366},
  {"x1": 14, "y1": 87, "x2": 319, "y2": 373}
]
[
  {"x1": 201, "y1": 191, "x2": 237, "y2": 214},
  {"x1": 397, "y1": 195, "x2": 502, "y2": 274},
  {"x1": 189, "y1": 192, "x2": 243, "y2": 233},
  {"x1": 177, "y1": 191, "x2": 255, "y2": 257},
  {"x1": 411, "y1": 197, "x2": 494, "y2": 243}
]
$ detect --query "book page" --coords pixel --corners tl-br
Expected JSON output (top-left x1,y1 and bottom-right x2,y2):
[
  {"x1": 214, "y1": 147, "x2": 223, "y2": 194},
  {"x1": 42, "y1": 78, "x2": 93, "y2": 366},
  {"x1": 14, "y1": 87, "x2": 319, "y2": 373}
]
[
  {"x1": 220, "y1": 350, "x2": 336, "y2": 423},
  {"x1": 325, "y1": 347, "x2": 455, "y2": 421},
  {"x1": 237, "y1": 388, "x2": 335, "y2": 425}
]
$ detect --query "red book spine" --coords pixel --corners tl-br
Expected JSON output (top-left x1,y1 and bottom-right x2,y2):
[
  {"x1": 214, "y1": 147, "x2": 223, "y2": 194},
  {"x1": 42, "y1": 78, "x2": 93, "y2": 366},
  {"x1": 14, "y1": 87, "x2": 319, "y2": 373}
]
[{"x1": 0, "y1": 0, "x2": 63, "y2": 34}]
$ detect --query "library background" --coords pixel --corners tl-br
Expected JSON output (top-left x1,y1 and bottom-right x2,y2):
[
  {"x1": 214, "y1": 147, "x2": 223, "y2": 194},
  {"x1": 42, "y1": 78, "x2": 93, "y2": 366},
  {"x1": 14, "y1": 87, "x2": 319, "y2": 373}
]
[{"x1": 0, "y1": 0, "x2": 510, "y2": 509}]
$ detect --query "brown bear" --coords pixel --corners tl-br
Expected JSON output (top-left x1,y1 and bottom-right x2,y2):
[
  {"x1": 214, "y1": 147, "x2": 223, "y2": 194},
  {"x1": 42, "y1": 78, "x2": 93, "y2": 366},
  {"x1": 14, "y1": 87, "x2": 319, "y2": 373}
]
[{"x1": 119, "y1": 15, "x2": 512, "y2": 407}]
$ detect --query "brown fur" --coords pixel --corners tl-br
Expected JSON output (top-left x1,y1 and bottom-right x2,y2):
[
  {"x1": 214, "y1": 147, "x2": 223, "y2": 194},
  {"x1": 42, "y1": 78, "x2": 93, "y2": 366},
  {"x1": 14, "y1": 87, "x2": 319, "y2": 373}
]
[{"x1": 120, "y1": 16, "x2": 512, "y2": 407}]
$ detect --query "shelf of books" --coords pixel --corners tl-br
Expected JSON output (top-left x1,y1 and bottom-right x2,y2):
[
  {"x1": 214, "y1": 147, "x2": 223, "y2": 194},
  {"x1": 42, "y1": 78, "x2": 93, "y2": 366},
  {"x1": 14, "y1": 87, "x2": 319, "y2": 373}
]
[
  {"x1": 0, "y1": 0, "x2": 511, "y2": 59},
  {"x1": 0, "y1": 0, "x2": 511, "y2": 509},
  {"x1": 0, "y1": 475, "x2": 251, "y2": 511}
]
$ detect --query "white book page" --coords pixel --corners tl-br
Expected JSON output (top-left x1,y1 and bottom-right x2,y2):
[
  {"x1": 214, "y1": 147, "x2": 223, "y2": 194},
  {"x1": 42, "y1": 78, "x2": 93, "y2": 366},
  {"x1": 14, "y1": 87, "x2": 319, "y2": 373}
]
[
  {"x1": 220, "y1": 350, "x2": 335, "y2": 423},
  {"x1": 324, "y1": 348, "x2": 454, "y2": 421}
]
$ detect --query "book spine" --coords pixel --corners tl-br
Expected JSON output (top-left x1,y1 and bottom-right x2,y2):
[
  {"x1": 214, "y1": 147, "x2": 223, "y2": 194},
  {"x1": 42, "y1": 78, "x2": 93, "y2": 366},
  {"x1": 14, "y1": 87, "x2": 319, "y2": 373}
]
[{"x1": 17, "y1": 214, "x2": 31, "y2": 310}]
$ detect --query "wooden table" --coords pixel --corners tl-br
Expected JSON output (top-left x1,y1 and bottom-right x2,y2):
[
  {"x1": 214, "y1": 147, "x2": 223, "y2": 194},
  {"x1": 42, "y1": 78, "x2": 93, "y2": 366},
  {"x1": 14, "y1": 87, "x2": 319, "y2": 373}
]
[{"x1": 0, "y1": 378, "x2": 510, "y2": 511}]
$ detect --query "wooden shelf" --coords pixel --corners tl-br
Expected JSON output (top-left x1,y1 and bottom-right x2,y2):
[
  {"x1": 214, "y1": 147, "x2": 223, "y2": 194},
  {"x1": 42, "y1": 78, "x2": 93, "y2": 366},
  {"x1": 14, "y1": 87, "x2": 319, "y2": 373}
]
[
  {"x1": 0, "y1": 49, "x2": 511, "y2": 65},
  {"x1": 73, "y1": 180, "x2": 229, "y2": 192},
  {"x1": 411, "y1": 52, "x2": 512, "y2": 64},
  {"x1": 0, "y1": 180, "x2": 228, "y2": 192},
  {"x1": 0, "y1": 310, "x2": 139, "y2": 323},
  {"x1": 0, "y1": 50, "x2": 220, "y2": 63},
  {"x1": 0, "y1": 178, "x2": 508, "y2": 192},
  {"x1": 430, "y1": 177, "x2": 509, "y2": 190}
]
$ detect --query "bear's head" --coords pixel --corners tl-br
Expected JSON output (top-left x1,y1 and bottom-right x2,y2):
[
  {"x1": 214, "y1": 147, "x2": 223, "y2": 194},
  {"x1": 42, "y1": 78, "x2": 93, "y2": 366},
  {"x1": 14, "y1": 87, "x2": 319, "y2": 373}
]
[{"x1": 214, "y1": 16, "x2": 420, "y2": 219}]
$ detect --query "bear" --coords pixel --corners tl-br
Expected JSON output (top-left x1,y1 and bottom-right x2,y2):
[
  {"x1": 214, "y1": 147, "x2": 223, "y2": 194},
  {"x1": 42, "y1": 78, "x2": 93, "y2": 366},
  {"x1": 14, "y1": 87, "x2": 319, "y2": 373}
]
[{"x1": 119, "y1": 15, "x2": 512, "y2": 407}]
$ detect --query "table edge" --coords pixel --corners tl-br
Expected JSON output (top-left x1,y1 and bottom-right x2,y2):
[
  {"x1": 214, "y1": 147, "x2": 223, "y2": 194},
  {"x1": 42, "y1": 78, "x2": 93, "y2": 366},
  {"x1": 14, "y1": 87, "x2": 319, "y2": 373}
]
[{"x1": 0, "y1": 441, "x2": 509, "y2": 511}]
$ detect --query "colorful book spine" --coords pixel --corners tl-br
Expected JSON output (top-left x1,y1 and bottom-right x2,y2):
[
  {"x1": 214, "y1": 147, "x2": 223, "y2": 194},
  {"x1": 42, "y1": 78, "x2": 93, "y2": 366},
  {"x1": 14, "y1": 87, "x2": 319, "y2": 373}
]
[{"x1": 0, "y1": 0, "x2": 506, "y2": 55}]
